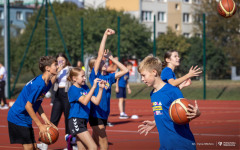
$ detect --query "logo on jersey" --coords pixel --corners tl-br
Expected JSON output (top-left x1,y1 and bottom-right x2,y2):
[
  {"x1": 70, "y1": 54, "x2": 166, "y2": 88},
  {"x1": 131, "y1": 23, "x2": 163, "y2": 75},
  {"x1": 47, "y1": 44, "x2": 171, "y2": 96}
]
[
  {"x1": 81, "y1": 91, "x2": 88, "y2": 96},
  {"x1": 124, "y1": 75, "x2": 128, "y2": 80},
  {"x1": 104, "y1": 80, "x2": 110, "y2": 90},
  {"x1": 37, "y1": 93, "x2": 45, "y2": 102},
  {"x1": 152, "y1": 101, "x2": 163, "y2": 115}
]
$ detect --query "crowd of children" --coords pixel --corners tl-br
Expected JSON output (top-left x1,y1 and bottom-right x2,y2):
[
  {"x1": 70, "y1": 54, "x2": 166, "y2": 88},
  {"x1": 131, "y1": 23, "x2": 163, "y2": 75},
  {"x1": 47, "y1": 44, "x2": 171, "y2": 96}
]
[{"x1": 7, "y1": 28, "x2": 201, "y2": 150}]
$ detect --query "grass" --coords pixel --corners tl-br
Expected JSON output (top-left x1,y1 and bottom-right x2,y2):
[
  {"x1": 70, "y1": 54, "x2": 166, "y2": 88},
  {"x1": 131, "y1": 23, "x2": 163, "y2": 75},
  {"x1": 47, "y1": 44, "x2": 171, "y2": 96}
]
[
  {"x1": 10, "y1": 80, "x2": 240, "y2": 100},
  {"x1": 111, "y1": 80, "x2": 240, "y2": 100}
]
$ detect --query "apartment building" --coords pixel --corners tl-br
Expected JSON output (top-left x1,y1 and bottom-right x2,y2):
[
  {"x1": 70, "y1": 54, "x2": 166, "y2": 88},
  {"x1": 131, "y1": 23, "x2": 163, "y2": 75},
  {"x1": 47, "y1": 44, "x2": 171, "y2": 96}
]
[{"x1": 104, "y1": 0, "x2": 201, "y2": 38}]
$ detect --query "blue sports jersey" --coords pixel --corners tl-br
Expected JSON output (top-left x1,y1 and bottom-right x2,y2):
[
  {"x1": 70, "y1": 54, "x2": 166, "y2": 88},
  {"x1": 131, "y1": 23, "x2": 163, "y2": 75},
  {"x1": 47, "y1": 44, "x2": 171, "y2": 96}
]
[
  {"x1": 89, "y1": 68, "x2": 116, "y2": 119},
  {"x1": 7, "y1": 75, "x2": 52, "y2": 127},
  {"x1": 118, "y1": 72, "x2": 129, "y2": 88},
  {"x1": 68, "y1": 85, "x2": 91, "y2": 120},
  {"x1": 161, "y1": 67, "x2": 176, "y2": 83},
  {"x1": 150, "y1": 83, "x2": 196, "y2": 150}
]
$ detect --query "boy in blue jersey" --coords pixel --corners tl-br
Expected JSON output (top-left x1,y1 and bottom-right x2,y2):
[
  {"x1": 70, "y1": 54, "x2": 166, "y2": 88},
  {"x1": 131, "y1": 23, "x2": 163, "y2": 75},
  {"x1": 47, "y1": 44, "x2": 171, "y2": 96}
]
[
  {"x1": 7, "y1": 56, "x2": 58, "y2": 150},
  {"x1": 89, "y1": 28, "x2": 128, "y2": 150},
  {"x1": 67, "y1": 67, "x2": 106, "y2": 150},
  {"x1": 115, "y1": 62, "x2": 133, "y2": 119},
  {"x1": 137, "y1": 55, "x2": 201, "y2": 150},
  {"x1": 161, "y1": 50, "x2": 201, "y2": 89}
]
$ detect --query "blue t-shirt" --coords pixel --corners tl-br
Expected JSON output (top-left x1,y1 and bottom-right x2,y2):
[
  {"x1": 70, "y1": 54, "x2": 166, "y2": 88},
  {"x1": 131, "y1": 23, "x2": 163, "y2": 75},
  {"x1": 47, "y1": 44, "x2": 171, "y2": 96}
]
[
  {"x1": 7, "y1": 75, "x2": 52, "y2": 127},
  {"x1": 68, "y1": 85, "x2": 91, "y2": 120},
  {"x1": 118, "y1": 72, "x2": 129, "y2": 88},
  {"x1": 150, "y1": 83, "x2": 196, "y2": 150},
  {"x1": 161, "y1": 67, "x2": 176, "y2": 83},
  {"x1": 89, "y1": 68, "x2": 116, "y2": 119}
]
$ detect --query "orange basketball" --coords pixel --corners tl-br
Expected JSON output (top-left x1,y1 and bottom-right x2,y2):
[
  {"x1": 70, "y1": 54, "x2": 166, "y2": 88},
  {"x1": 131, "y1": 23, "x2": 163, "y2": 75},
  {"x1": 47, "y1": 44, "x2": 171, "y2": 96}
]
[
  {"x1": 40, "y1": 126, "x2": 59, "y2": 145},
  {"x1": 217, "y1": 0, "x2": 237, "y2": 18},
  {"x1": 169, "y1": 98, "x2": 191, "y2": 125}
]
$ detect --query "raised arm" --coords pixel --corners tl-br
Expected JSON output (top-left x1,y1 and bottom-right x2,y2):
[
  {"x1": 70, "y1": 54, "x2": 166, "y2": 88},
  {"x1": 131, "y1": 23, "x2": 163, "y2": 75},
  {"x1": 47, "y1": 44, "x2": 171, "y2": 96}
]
[
  {"x1": 94, "y1": 29, "x2": 115, "y2": 75},
  {"x1": 168, "y1": 66, "x2": 202, "y2": 87},
  {"x1": 107, "y1": 55, "x2": 128, "y2": 79}
]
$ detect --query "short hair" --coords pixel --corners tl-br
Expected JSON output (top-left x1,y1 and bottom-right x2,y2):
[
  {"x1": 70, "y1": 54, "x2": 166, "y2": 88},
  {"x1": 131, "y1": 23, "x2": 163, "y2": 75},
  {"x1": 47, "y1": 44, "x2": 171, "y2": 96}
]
[
  {"x1": 39, "y1": 56, "x2": 57, "y2": 73},
  {"x1": 138, "y1": 54, "x2": 162, "y2": 76},
  {"x1": 67, "y1": 67, "x2": 83, "y2": 83},
  {"x1": 88, "y1": 57, "x2": 96, "y2": 70}
]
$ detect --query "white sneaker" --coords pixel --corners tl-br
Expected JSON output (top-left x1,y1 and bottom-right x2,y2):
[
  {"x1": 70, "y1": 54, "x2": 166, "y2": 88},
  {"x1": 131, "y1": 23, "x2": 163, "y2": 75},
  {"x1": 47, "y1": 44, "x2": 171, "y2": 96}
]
[
  {"x1": 119, "y1": 113, "x2": 129, "y2": 119},
  {"x1": 1, "y1": 104, "x2": 9, "y2": 110},
  {"x1": 107, "y1": 122, "x2": 114, "y2": 127},
  {"x1": 37, "y1": 142, "x2": 48, "y2": 150}
]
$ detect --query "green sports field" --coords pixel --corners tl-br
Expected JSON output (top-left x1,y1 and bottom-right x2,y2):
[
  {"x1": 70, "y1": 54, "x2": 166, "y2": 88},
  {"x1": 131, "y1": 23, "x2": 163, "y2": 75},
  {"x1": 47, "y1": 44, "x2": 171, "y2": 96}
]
[
  {"x1": 11, "y1": 80, "x2": 240, "y2": 100},
  {"x1": 111, "y1": 80, "x2": 240, "y2": 100}
]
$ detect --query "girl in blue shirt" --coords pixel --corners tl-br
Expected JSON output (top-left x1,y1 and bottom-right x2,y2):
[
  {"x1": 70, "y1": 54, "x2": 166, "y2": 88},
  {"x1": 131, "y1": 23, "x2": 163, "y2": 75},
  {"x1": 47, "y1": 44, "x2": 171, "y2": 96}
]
[
  {"x1": 7, "y1": 56, "x2": 58, "y2": 150},
  {"x1": 161, "y1": 50, "x2": 202, "y2": 89},
  {"x1": 89, "y1": 28, "x2": 129, "y2": 150},
  {"x1": 67, "y1": 67, "x2": 106, "y2": 150}
]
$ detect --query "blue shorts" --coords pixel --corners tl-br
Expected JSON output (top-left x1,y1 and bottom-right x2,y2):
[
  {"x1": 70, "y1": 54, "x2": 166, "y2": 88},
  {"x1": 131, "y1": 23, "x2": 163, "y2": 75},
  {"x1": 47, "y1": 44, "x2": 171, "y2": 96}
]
[{"x1": 116, "y1": 87, "x2": 126, "y2": 98}]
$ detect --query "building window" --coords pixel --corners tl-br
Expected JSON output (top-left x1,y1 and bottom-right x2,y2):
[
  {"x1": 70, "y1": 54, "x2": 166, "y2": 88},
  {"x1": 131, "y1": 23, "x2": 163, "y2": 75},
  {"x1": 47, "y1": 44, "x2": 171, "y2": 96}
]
[
  {"x1": 183, "y1": 33, "x2": 190, "y2": 38},
  {"x1": 183, "y1": 13, "x2": 191, "y2": 23},
  {"x1": 157, "y1": 12, "x2": 166, "y2": 22},
  {"x1": 16, "y1": 11, "x2": 23, "y2": 20},
  {"x1": 175, "y1": 24, "x2": 179, "y2": 30},
  {"x1": 175, "y1": 4, "x2": 180, "y2": 10},
  {"x1": 182, "y1": 0, "x2": 190, "y2": 3},
  {"x1": 158, "y1": 32, "x2": 165, "y2": 36},
  {"x1": 195, "y1": 33, "x2": 201, "y2": 38},
  {"x1": 26, "y1": 12, "x2": 32, "y2": 21},
  {"x1": 142, "y1": 11, "x2": 153, "y2": 22},
  {"x1": 0, "y1": 11, "x2": 4, "y2": 20}
]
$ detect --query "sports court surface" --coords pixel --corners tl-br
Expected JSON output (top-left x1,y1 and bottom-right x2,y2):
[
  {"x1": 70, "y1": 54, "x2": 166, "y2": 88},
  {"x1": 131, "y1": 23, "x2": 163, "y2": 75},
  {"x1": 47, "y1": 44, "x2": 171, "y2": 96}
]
[{"x1": 0, "y1": 99, "x2": 239, "y2": 150}]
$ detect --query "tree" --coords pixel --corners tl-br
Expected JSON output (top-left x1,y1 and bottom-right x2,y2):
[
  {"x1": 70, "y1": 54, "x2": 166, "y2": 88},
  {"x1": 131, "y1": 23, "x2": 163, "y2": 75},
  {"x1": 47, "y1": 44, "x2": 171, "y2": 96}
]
[
  {"x1": 193, "y1": 1, "x2": 240, "y2": 66},
  {"x1": 180, "y1": 37, "x2": 229, "y2": 79},
  {"x1": 10, "y1": 2, "x2": 152, "y2": 81},
  {"x1": 156, "y1": 27, "x2": 190, "y2": 59}
]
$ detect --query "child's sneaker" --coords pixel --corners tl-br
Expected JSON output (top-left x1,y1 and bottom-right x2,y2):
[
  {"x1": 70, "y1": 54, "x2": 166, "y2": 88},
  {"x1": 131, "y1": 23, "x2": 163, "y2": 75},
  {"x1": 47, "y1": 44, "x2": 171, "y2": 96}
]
[
  {"x1": 37, "y1": 142, "x2": 48, "y2": 150},
  {"x1": 1, "y1": 104, "x2": 9, "y2": 110},
  {"x1": 107, "y1": 122, "x2": 114, "y2": 127},
  {"x1": 119, "y1": 112, "x2": 129, "y2": 119}
]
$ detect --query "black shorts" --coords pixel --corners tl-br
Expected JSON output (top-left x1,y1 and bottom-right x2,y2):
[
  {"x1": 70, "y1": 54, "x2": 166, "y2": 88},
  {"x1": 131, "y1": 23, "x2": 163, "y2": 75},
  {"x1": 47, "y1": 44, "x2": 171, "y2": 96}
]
[
  {"x1": 68, "y1": 118, "x2": 88, "y2": 136},
  {"x1": 89, "y1": 116, "x2": 107, "y2": 126},
  {"x1": 8, "y1": 121, "x2": 36, "y2": 144},
  {"x1": 116, "y1": 87, "x2": 126, "y2": 98}
]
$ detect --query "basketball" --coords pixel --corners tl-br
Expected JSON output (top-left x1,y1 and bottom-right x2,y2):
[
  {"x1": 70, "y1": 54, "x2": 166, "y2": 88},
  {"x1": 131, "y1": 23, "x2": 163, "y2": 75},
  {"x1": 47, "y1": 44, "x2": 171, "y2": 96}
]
[
  {"x1": 169, "y1": 98, "x2": 191, "y2": 125},
  {"x1": 217, "y1": 0, "x2": 237, "y2": 18},
  {"x1": 40, "y1": 126, "x2": 59, "y2": 145}
]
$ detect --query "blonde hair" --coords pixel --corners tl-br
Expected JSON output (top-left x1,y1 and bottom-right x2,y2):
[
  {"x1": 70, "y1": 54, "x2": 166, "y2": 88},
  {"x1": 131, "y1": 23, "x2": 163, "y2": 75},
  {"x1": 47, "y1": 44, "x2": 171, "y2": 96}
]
[
  {"x1": 138, "y1": 54, "x2": 162, "y2": 76},
  {"x1": 89, "y1": 57, "x2": 96, "y2": 70},
  {"x1": 67, "y1": 67, "x2": 83, "y2": 83}
]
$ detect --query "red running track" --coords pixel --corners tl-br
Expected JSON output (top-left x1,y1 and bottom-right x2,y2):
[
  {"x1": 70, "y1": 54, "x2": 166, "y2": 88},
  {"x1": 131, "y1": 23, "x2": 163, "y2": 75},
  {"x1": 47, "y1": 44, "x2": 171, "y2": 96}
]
[{"x1": 0, "y1": 99, "x2": 239, "y2": 150}]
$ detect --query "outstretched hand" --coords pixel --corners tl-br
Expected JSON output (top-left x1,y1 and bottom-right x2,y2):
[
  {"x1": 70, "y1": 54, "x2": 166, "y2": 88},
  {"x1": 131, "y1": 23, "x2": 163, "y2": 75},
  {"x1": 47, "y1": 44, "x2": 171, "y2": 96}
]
[
  {"x1": 188, "y1": 66, "x2": 202, "y2": 78},
  {"x1": 105, "y1": 28, "x2": 115, "y2": 36},
  {"x1": 186, "y1": 100, "x2": 201, "y2": 120},
  {"x1": 138, "y1": 120, "x2": 156, "y2": 136}
]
